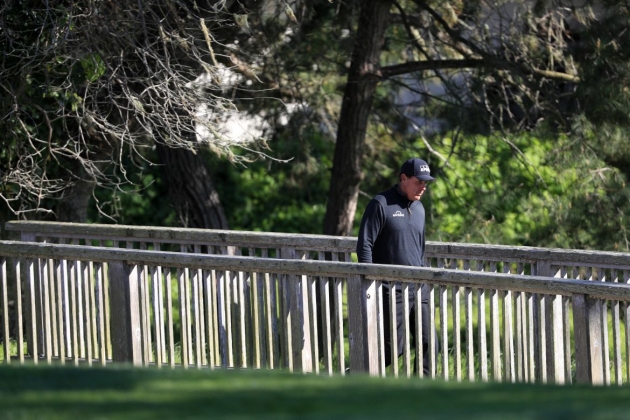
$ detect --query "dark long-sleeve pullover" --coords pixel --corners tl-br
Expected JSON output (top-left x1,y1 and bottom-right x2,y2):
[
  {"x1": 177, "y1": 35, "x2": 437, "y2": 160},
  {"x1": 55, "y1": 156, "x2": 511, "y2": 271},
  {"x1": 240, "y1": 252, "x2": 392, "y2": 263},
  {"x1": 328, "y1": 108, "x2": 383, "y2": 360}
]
[{"x1": 356, "y1": 185, "x2": 427, "y2": 267}]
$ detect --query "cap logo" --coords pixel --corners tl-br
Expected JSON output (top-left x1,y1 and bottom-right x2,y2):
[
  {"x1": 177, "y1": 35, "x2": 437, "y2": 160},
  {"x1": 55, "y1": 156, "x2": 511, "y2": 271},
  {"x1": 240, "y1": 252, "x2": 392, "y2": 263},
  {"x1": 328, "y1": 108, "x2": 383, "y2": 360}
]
[{"x1": 400, "y1": 158, "x2": 435, "y2": 181}]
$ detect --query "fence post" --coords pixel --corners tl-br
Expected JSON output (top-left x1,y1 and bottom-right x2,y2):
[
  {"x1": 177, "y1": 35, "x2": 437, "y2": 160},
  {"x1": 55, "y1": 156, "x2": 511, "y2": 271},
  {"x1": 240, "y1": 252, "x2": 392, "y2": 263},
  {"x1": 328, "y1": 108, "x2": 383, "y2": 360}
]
[
  {"x1": 347, "y1": 274, "x2": 378, "y2": 375},
  {"x1": 550, "y1": 294, "x2": 565, "y2": 384},
  {"x1": 533, "y1": 261, "x2": 547, "y2": 382},
  {"x1": 573, "y1": 294, "x2": 604, "y2": 385},
  {"x1": 535, "y1": 261, "x2": 567, "y2": 384},
  {"x1": 280, "y1": 247, "x2": 313, "y2": 373},
  {"x1": 108, "y1": 261, "x2": 142, "y2": 365},
  {"x1": 20, "y1": 232, "x2": 42, "y2": 361}
]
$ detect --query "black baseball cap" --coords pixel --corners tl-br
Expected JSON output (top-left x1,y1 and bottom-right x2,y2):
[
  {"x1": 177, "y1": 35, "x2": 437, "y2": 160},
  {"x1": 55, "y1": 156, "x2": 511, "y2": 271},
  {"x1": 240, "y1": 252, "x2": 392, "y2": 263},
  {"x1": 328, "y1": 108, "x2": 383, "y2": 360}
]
[{"x1": 400, "y1": 158, "x2": 435, "y2": 181}]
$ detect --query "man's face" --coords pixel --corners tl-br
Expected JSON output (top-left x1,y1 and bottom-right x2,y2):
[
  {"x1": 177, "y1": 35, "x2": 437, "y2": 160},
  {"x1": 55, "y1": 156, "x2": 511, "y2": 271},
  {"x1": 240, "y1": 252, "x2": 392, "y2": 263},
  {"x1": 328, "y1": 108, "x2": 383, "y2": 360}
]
[{"x1": 400, "y1": 174, "x2": 428, "y2": 201}]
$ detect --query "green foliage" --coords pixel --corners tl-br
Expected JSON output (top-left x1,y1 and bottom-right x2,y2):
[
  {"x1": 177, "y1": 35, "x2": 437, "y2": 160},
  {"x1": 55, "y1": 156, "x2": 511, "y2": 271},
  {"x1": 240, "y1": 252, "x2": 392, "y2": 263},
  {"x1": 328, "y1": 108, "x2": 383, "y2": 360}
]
[
  {"x1": 89, "y1": 149, "x2": 177, "y2": 227},
  {"x1": 80, "y1": 53, "x2": 106, "y2": 83},
  {"x1": 209, "y1": 126, "x2": 334, "y2": 234},
  {"x1": 574, "y1": 2, "x2": 630, "y2": 128},
  {"x1": 424, "y1": 131, "x2": 630, "y2": 251}
]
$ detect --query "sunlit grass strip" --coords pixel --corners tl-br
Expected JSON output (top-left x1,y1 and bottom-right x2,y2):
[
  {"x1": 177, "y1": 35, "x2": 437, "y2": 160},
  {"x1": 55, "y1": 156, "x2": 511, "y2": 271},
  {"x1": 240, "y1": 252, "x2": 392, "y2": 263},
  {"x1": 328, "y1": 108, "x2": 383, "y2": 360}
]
[{"x1": 1, "y1": 365, "x2": 630, "y2": 420}]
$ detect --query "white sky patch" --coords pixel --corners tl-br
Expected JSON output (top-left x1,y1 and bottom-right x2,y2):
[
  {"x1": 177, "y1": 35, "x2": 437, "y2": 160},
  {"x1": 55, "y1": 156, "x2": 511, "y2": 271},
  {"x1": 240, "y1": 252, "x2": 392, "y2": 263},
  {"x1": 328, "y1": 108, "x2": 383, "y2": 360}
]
[
  {"x1": 282, "y1": 27, "x2": 294, "y2": 43},
  {"x1": 196, "y1": 102, "x2": 268, "y2": 145},
  {"x1": 217, "y1": 110, "x2": 268, "y2": 144},
  {"x1": 186, "y1": 64, "x2": 243, "y2": 91},
  {"x1": 191, "y1": 65, "x2": 305, "y2": 145},
  {"x1": 277, "y1": 102, "x2": 306, "y2": 126}
]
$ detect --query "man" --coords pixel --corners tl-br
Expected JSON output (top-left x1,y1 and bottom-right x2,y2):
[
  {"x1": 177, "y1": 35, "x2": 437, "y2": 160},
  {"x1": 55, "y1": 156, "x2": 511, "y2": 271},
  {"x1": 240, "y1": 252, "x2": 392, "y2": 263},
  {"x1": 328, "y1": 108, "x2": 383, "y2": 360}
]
[{"x1": 356, "y1": 157, "x2": 437, "y2": 375}]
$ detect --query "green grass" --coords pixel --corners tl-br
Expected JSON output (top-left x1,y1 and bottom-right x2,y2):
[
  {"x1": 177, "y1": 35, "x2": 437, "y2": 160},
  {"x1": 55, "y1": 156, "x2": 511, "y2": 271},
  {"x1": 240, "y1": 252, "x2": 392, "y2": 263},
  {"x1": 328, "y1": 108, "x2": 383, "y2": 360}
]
[{"x1": 0, "y1": 365, "x2": 630, "y2": 419}]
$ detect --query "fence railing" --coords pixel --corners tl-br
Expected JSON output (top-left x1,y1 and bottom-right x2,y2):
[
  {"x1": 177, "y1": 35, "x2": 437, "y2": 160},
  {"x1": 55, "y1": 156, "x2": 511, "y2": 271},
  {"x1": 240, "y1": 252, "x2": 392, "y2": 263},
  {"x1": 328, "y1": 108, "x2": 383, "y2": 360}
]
[
  {"x1": 1, "y1": 222, "x2": 630, "y2": 385},
  {"x1": 7, "y1": 221, "x2": 630, "y2": 272}
]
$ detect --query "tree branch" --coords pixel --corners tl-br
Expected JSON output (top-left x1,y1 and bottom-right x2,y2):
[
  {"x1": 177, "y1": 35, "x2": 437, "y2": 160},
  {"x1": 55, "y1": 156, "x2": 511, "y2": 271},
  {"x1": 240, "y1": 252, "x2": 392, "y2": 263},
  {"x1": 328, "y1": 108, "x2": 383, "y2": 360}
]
[
  {"x1": 380, "y1": 59, "x2": 486, "y2": 79},
  {"x1": 380, "y1": 58, "x2": 580, "y2": 83},
  {"x1": 397, "y1": 0, "x2": 581, "y2": 83}
]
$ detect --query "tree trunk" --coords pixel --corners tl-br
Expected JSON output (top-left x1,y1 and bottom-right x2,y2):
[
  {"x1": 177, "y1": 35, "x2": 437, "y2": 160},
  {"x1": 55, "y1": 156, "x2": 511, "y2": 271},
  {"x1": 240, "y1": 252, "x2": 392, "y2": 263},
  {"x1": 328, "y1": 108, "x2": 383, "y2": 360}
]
[
  {"x1": 55, "y1": 154, "x2": 107, "y2": 223},
  {"x1": 155, "y1": 144, "x2": 229, "y2": 230},
  {"x1": 322, "y1": 0, "x2": 392, "y2": 236},
  {"x1": 56, "y1": 175, "x2": 96, "y2": 223}
]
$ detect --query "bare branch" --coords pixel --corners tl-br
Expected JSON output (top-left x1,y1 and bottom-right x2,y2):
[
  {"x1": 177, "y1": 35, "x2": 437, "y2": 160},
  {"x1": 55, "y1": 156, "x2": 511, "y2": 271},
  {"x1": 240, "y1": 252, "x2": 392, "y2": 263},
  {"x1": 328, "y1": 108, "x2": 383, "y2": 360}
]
[
  {"x1": 381, "y1": 59, "x2": 486, "y2": 78},
  {"x1": 381, "y1": 58, "x2": 579, "y2": 83},
  {"x1": 0, "y1": 0, "x2": 275, "y2": 217}
]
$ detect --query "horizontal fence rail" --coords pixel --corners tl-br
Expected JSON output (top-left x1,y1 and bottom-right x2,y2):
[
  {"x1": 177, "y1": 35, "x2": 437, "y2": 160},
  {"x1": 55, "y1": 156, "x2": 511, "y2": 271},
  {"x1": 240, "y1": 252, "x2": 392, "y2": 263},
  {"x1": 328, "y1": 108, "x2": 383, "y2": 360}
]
[
  {"x1": 0, "y1": 239, "x2": 629, "y2": 385},
  {"x1": 8, "y1": 221, "x2": 630, "y2": 268}
]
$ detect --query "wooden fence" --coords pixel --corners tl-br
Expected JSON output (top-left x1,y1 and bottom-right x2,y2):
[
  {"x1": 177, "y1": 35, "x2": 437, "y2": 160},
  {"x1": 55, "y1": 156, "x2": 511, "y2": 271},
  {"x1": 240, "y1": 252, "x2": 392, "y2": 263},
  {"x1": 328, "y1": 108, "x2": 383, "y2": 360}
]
[{"x1": 3, "y1": 221, "x2": 630, "y2": 385}]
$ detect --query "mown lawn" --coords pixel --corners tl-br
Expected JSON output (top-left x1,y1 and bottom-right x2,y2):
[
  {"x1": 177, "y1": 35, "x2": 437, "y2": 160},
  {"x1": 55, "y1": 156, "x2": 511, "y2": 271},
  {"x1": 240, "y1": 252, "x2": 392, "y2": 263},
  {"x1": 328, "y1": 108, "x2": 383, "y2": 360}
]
[{"x1": 0, "y1": 364, "x2": 629, "y2": 420}]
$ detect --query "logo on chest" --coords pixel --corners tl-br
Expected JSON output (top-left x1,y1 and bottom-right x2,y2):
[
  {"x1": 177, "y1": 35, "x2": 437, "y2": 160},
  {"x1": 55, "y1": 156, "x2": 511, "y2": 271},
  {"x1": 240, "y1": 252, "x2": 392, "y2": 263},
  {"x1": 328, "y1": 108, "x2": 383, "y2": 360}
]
[{"x1": 392, "y1": 210, "x2": 405, "y2": 218}]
